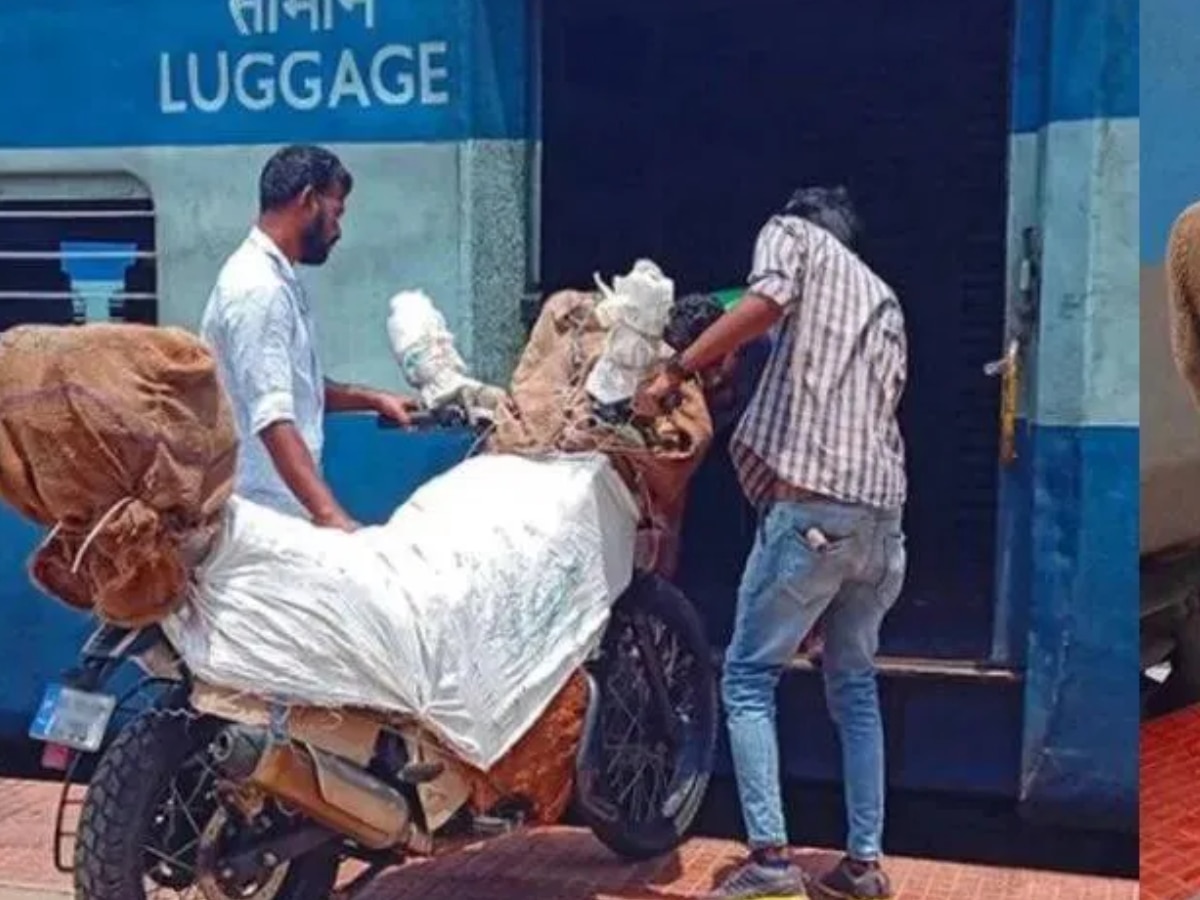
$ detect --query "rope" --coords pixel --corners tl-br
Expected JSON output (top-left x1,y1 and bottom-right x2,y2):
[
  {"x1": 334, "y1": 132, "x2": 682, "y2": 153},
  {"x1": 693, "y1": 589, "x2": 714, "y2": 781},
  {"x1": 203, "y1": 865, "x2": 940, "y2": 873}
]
[{"x1": 70, "y1": 496, "x2": 136, "y2": 574}]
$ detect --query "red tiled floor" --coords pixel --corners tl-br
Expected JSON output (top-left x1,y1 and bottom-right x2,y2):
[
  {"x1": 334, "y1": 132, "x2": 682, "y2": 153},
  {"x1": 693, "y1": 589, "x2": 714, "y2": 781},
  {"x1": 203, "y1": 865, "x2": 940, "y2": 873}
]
[
  {"x1": 354, "y1": 832, "x2": 1137, "y2": 900},
  {"x1": 0, "y1": 780, "x2": 72, "y2": 894},
  {"x1": 0, "y1": 778, "x2": 1136, "y2": 899},
  {"x1": 1143, "y1": 703, "x2": 1200, "y2": 900}
]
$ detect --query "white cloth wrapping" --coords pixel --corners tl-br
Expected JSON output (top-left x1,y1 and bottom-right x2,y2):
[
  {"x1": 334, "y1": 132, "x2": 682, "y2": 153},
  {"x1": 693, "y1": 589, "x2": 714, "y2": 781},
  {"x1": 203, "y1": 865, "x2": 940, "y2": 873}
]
[
  {"x1": 585, "y1": 259, "x2": 675, "y2": 406},
  {"x1": 163, "y1": 453, "x2": 639, "y2": 770},
  {"x1": 385, "y1": 289, "x2": 506, "y2": 417}
]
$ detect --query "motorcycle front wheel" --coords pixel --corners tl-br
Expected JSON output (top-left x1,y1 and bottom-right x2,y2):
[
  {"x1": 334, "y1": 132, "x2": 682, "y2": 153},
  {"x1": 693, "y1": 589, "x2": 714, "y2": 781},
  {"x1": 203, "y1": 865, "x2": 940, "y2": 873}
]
[{"x1": 576, "y1": 572, "x2": 719, "y2": 860}]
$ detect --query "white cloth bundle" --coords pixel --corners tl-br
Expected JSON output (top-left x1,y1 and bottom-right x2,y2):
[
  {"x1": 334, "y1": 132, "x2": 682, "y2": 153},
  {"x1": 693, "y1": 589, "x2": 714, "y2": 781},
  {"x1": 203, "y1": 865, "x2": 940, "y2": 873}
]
[
  {"x1": 164, "y1": 453, "x2": 639, "y2": 770},
  {"x1": 585, "y1": 259, "x2": 676, "y2": 406},
  {"x1": 386, "y1": 290, "x2": 506, "y2": 416}
]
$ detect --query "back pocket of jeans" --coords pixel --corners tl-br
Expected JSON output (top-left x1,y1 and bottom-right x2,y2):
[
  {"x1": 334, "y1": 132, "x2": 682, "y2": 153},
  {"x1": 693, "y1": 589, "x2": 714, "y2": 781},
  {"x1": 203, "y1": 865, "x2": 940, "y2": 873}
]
[{"x1": 796, "y1": 525, "x2": 854, "y2": 556}]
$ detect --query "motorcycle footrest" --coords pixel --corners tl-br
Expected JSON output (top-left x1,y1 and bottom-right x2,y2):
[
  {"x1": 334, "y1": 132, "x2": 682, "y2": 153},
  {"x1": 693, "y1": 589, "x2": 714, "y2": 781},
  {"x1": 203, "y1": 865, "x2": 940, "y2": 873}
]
[{"x1": 398, "y1": 761, "x2": 445, "y2": 784}]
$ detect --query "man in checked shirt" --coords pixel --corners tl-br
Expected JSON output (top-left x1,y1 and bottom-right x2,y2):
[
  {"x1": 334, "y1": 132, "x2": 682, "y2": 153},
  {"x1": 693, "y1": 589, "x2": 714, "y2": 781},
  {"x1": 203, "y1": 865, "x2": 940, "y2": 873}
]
[{"x1": 638, "y1": 186, "x2": 908, "y2": 900}]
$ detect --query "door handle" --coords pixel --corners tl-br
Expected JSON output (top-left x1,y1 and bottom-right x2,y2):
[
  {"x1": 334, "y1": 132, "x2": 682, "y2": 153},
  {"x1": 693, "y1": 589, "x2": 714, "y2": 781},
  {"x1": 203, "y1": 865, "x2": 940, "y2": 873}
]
[{"x1": 983, "y1": 339, "x2": 1020, "y2": 467}]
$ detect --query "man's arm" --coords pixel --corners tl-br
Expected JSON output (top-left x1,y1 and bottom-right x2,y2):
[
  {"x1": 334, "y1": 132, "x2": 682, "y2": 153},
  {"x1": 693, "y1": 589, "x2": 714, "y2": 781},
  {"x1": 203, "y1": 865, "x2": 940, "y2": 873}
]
[
  {"x1": 325, "y1": 379, "x2": 417, "y2": 424},
  {"x1": 674, "y1": 293, "x2": 783, "y2": 374},
  {"x1": 638, "y1": 219, "x2": 800, "y2": 410},
  {"x1": 325, "y1": 379, "x2": 381, "y2": 412},
  {"x1": 222, "y1": 287, "x2": 356, "y2": 529},
  {"x1": 259, "y1": 422, "x2": 357, "y2": 530},
  {"x1": 677, "y1": 217, "x2": 801, "y2": 372}
]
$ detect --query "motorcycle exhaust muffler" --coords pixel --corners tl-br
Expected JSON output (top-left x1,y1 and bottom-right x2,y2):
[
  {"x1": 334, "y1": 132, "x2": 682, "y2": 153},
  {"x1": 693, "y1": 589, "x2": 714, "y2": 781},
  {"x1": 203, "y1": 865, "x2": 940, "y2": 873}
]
[{"x1": 211, "y1": 725, "x2": 411, "y2": 851}]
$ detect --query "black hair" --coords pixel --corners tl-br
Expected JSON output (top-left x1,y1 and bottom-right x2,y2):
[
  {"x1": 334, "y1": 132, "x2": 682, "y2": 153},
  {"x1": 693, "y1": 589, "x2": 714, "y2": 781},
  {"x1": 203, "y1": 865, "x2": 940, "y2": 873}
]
[
  {"x1": 259, "y1": 145, "x2": 354, "y2": 213},
  {"x1": 783, "y1": 185, "x2": 861, "y2": 248},
  {"x1": 665, "y1": 292, "x2": 725, "y2": 351}
]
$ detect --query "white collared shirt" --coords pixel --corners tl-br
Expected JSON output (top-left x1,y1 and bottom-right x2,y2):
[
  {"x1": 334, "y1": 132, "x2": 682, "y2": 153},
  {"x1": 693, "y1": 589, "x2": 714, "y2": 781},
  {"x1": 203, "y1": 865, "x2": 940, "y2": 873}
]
[{"x1": 200, "y1": 227, "x2": 325, "y2": 519}]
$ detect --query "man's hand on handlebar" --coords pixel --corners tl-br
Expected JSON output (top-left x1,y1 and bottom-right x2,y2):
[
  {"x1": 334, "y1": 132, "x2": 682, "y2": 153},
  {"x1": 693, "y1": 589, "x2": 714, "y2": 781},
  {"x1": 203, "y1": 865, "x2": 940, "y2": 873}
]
[{"x1": 373, "y1": 392, "x2": 421, "y2": 426}]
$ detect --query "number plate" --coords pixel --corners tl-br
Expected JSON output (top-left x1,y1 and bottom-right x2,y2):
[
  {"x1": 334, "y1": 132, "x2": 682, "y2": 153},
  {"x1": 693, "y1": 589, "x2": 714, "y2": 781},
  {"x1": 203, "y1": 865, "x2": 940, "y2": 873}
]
[{"x1": 28, "y1": 684, "x2": 116, "y2": 753}]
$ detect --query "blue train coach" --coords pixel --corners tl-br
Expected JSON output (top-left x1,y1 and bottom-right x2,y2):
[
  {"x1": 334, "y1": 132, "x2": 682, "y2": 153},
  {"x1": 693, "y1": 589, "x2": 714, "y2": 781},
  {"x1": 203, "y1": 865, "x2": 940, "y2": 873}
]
[{"x1": 0, "y1": 0, "x2": 1137, "y2": 832}]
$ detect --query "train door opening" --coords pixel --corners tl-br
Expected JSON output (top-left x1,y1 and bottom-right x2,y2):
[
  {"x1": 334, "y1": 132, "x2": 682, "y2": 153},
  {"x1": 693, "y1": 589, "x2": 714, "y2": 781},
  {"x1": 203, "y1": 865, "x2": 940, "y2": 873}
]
[{"x1": 537, "y1": 0, "x2": 1014, "y2": 659}]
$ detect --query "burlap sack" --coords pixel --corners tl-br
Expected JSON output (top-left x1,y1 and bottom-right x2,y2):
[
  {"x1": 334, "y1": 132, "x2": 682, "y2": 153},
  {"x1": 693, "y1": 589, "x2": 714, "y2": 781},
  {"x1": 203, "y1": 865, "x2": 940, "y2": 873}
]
[
  {"x1": 1169, "y1": 202, "x2": 1200, "y2": 411},
  {"x1": 490, "y1": 290, "x2": 714, "y2": 577},
  {"x1": 0, "y1": 324, "x2": 237, "y2": 626},
  {"x1": 458, "y1": 670, "x2": 589, "y2": 824}
]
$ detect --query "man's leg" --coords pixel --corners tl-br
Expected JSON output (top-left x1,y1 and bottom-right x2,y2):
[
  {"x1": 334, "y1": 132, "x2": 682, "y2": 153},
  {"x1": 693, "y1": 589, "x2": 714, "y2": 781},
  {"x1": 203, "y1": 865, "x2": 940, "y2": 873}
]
[
  {"x1": 817, "y1": 518, "x2": 906, "y2": 899},
  {"x1": 707, "y1": 503, "x2": 864, "y2": 898},
  {"x1": 724, "y1": 504, "x2": 854, "y2": 852}
]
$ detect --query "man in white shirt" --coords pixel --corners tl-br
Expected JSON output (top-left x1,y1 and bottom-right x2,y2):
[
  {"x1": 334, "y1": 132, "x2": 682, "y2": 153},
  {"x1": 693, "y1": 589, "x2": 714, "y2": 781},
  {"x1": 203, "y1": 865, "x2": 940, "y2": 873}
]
[{"x1": 201, "y1": 145, "x2": 416, "y2": 531}]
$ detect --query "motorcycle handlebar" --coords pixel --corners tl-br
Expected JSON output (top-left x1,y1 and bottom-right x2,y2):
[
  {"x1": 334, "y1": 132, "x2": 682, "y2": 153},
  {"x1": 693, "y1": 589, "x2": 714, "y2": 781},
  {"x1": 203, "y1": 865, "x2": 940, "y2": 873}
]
[{"x1": 376, "y1": 406, "x2": 473, "y2": 431}]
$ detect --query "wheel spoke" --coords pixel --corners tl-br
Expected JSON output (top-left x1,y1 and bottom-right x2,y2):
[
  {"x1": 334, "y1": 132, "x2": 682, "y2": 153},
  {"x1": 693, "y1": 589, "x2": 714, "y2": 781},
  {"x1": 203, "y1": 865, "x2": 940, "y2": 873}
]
[
  {"x1": 181, "y1": 756, "x2": 219, "y2": 810},
  {"x1": 143, "y1": 844, "x2": 196, "y2": 873},
  {"x1": 169, "y1": 782, "x2": 203, "y2": 839},
  {"x1": 615, "y1": 763, "x2": 642, "y2": 806},
  {"x1": 594, "y1": 604, "x2": 706, "y2": 826},
  {"x1": 140, "y1": 740, "x2": 227, "y2": 898}
]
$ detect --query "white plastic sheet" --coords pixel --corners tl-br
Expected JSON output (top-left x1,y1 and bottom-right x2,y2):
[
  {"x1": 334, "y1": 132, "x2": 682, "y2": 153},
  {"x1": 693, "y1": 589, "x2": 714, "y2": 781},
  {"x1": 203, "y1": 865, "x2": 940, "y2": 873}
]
[{"x1": 163, "y1": 453, "x2": 638, "y2": 770}]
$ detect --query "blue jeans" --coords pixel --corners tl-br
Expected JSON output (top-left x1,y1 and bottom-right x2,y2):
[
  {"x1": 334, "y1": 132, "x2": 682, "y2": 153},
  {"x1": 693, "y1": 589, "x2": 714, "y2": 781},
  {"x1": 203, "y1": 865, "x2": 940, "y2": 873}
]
[{"x1": 722, "y1": 498, "x2": 906, "y2": 860}]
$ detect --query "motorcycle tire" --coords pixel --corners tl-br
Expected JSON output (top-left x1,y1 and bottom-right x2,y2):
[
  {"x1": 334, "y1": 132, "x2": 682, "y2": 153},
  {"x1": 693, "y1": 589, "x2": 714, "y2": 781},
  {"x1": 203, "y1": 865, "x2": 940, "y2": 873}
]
[
  {"x1": 75, "y1": 707, "x2": 340, "y2": 900},
  {"x1": 577, "y1": 572, "x2": 718, "y2": 860}
]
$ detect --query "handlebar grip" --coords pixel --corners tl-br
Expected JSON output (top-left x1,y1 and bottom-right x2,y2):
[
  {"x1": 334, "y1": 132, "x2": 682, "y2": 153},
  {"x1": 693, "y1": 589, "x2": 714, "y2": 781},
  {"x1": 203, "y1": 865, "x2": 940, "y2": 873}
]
[
  {"x1": 376, "y1": 407, "x2": 472, "y2": 431},
  {"x1": 377, "y1": 411, "x2": 435, "y2": 430}
]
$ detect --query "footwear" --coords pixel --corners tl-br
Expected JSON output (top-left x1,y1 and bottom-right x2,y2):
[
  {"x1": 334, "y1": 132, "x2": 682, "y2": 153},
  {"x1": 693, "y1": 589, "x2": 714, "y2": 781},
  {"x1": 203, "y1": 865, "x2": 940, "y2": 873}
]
[
  {"x1": 814, "y1": 856, "x2": 893, "y2": 899},
  {"x1": 705, "y1": 859, "x2": 809, "y2": 899}
]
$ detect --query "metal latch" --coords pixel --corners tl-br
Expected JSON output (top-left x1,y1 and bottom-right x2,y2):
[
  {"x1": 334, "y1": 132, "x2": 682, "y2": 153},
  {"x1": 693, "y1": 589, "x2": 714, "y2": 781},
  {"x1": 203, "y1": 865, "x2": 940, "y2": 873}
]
[{"x1": 984, "y1": 339, "x2": 1021, "y2": 467}]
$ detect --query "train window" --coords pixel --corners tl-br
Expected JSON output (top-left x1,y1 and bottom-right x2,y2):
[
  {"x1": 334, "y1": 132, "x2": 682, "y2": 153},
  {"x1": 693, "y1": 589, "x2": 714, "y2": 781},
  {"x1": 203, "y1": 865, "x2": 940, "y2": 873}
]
[{"x1": 0, "y1": 174, "x2": 157, "y2": 332}]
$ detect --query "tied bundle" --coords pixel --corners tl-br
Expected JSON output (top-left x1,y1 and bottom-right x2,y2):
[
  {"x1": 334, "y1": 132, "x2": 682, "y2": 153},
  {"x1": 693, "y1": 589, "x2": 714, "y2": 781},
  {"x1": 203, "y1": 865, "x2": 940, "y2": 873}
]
[
  {"x1": 489, "y1": 290, "x2": 714, "y2": 577},
  {"x1": 0, "y1": 324, "x2": 238, "y2": 626}
]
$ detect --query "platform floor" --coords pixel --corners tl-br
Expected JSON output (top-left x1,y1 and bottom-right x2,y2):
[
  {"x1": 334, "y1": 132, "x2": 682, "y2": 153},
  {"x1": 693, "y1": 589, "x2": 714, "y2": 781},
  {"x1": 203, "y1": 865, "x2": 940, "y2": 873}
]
[
  {"x1": 1142, "y1": 703, "x2": 1200, "y2": 900},
  {"x1": 0, "y1": 778, "x2": 1137, "y2": 900}
]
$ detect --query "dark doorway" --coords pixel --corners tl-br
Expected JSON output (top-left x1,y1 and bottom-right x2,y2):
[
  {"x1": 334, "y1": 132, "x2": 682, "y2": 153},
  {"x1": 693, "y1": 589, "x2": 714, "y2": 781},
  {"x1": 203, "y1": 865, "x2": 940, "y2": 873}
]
[{"x1": 539, "y1": 0, "x2": 1014, "y2": 658}]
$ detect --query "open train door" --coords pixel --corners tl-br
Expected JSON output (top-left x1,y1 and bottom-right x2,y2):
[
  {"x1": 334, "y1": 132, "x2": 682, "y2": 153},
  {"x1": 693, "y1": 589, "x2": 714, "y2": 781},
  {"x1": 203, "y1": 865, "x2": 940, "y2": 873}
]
[{"x1": 538, "y1": 0, "x2": 1015, "y2": 663}]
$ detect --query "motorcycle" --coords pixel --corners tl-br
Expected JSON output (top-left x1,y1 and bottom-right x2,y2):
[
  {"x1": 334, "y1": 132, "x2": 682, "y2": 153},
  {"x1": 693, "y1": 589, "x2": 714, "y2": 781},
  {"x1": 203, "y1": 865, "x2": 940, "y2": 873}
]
[{"x1": 28, "y1": 410, "x2": 719, "y2": 900}]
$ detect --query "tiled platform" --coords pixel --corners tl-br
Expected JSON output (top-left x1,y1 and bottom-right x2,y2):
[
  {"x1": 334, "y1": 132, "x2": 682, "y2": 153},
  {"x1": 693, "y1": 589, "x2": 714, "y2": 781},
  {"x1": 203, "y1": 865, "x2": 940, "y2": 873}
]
[
  {"x1": 0, "y1": 778, "x2": 1137, "y2": 899},
  {"x1": 1143, "y1": 703, "x2": 1200, "y2": 900},
  {"x1": 0, "y1": 779, "x2": 71, "y2": 897}
]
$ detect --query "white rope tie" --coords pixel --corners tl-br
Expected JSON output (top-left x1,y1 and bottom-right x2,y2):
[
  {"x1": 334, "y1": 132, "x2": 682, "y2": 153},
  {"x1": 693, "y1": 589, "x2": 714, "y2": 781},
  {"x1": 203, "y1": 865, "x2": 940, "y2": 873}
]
[{"x1": 70, "y1": 495, "x2": 136, "y2": 574}]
